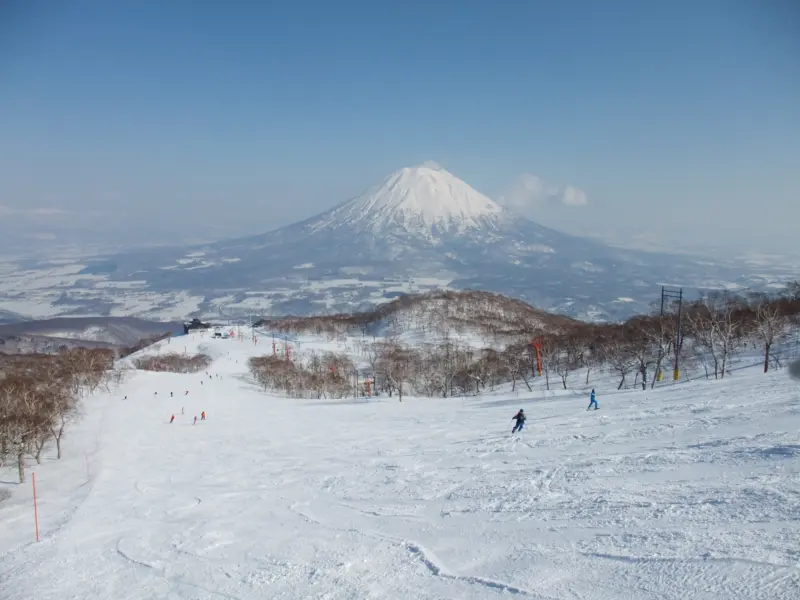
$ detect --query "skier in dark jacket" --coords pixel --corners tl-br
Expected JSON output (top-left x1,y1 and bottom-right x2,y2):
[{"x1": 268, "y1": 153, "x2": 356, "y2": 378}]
[{"x1": 512, "y1": 409, "x2": 526, "y2": 433}]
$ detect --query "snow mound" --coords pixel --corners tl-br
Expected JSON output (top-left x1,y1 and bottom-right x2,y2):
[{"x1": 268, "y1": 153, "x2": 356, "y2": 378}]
[{"x1": 258, "y1": 289, "x2": 577, "y2": 345}]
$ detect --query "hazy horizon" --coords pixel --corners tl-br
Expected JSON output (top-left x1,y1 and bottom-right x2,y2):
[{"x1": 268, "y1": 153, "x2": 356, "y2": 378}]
[{"x1": 1, "y1": 1, "x2": 798, "y2": 257}]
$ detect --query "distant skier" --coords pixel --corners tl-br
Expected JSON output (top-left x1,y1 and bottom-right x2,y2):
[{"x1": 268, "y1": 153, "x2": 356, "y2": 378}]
[
  {"x1": 201, "y1": 411, "x2": 206, "y2": 421},
  {"x1": 511, "y1": 409, "x2": 526, "y2": 434},
  {"x1": 170, "y1": 391, "x2": 173, "y2": 397},
  {"x1": 181, "y1": 407, "x2": 184, "y2": 415},
  {"x1": 185, "y1": 390, "x2": 189, "y2": 395},
  {"x1": 169, "y1": 414, "x2": 175, "y2": 424},
  {"x1": 193, "y1": 416, "x2": 197, "y2": 425},
  {"x1": 587, "y1": 389, "x2": 598, "y2": 411},
  {"x1": 201, "y1": 380, "x2": 204, "y2": 385}
]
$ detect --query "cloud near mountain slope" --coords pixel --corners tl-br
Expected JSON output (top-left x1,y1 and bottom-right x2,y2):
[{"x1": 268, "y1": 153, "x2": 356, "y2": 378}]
[{"x1": 497, "y1": 173, "x2": 588, "y2": 211}]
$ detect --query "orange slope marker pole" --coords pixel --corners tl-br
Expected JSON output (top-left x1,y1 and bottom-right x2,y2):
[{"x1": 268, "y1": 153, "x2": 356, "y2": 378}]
[
  {"x1": 530, "y1": 339, "x2": 543, "y2": 376},
  {"x1": 32, "y1": 472, "x2": 40, "y2": 542}
]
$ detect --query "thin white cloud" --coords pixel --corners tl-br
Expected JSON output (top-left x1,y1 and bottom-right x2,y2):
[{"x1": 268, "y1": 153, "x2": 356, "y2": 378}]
[
  {"x1": 0, "y1": 204, "x2": 69, "y2": 217},
  {"x1": 560, "y1": 185, "x2": 588, "y2": 207},
  {"x1": 497, "y1": 174, "x2": 588, "y2": 210},
  {"x1": 421, "y1": 160, "x2": 443, "y2": 170},
  {"x1": 30, "y1": 207, "x2": 68, "y2": 216}
]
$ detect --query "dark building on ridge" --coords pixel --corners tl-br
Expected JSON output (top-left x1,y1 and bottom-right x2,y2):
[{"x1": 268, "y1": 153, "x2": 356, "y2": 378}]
[{"x1": 183, "y1": 318, "x2": 212, "y2": 335}]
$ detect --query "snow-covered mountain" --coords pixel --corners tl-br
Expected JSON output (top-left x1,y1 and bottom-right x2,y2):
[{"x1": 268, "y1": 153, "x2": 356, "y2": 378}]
[
  {"x1": 211, "y1": 163, "x2": 602, "y2": 264},
  {"x1": 2, "y1": 163, "x2": 788, "y2": 322},
  {"x1": 307, "y1": 163, "x2": 505, "y2": 239},
  {"x1": 0, "y1": 317, "x2": 181, "y2": 354}
]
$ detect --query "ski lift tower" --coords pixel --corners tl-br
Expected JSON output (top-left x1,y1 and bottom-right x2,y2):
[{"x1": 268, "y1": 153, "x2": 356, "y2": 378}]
[{"x1": 660, "y1": 287, "x2": 684, "y2": 380}]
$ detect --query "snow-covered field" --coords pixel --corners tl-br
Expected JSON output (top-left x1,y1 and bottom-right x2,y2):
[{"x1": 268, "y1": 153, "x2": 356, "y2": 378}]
[{"x1": 1, "y1": 332, "x2": 799, "y2": 599}]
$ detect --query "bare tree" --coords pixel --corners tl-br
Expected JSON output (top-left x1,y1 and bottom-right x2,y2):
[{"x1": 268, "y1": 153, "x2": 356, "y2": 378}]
[
  {"x1": 361, "y1": 339, "x2": 380, "y2": 379},
  {"x1": 472, "y1": 349, "x2": 505, "y2": 393},
  {"x1": 536, "y1": 335, "x2": 559, "y2": 391},
  {"x1": 135, "y1": 353, "x2": 212, "y2": 374},
  {"x1": 501, "y1": 344, "x2": 530, "y2": 391},
  {"x1": 687, "y1": 294, "x2": 746, "y2": 379},
  {"x1": 517, "y1": 342, "x2": 540, "y2": 391},
  {"x1": 581, "y1": 330, "x2": 605, "y2": 386},
  {"x1": 606, "y1": 330, "x2": 636, "y2": 389},
  {"x1": 0, "y1": 375, "x2": 52, "y2": 482},
  {"x1": 377, "y1": 344, "x2": 416, "y2": 402},
  {"x1": 48, "y1": 383, "x2": 80, "y2": 459},
  {"x1": 438, "y1": 340, "x2": 459, "y2": 397},
  {"x1": 621, "y1": 321, "x2": 659, "y2": 390},
  {"x1": 749, "y1": 293, "x2": 789, "y2": 373},
  {"x1": 636, "y1": 315, "x2": 675, "y2": 389},
  {"x1": 552, "y1": 334, "x2": 583, "y2": 390},
  {"x1": 0, "y1": 351, "x2": 92, "y2": 471}
]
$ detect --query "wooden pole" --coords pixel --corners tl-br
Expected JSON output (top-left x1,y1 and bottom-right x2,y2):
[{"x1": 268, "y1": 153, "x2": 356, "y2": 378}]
[{"x1": 32, "y1": 472, "x2": 40, "y2": 542}]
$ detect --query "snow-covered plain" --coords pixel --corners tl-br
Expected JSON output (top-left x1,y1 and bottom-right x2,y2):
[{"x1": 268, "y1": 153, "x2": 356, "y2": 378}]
[{"x1": 1, "y1": 332, "x2": 799, "y2": 599}]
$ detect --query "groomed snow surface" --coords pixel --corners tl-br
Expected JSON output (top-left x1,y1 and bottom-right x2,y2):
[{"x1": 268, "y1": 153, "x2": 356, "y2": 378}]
[{"x1": 2, "y1": 333, "x2": 799, "y2": 599}]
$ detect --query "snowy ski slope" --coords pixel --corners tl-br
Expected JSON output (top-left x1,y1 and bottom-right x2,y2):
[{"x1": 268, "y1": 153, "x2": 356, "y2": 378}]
[{"x1": 1, "y1": 332, "x2": 799, "y2": 599}]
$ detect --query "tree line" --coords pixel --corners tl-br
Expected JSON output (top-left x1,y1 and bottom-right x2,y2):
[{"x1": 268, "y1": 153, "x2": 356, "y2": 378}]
[
  {"x1": 1, "y1": 338, "x2": 213, "y2": 484},
  {"x1": 0, "y1": 348, "x2": 116, "y2": 483},
  {"x1": 134, "y1": 352, "x2": 211, "y2": 373},
  {"x1": 249, "y1": 351, "x2": 356, "y2": 399},
  {"x1": 255, "y1": 289, "x2": 577, "y2": 340},
  {"x1": 248, "y1": 286, "x2": 800, "y2": 400}
]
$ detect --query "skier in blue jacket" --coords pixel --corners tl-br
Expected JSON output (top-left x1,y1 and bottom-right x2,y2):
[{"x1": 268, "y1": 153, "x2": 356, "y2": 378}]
[{"x1": 587, "y1": 389, "x2": 598, "y2": 410}]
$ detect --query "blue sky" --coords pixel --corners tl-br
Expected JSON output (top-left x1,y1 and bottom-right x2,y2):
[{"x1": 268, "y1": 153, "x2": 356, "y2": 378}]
[{"x1": 0, "y1": 0, "x2": 798, "y2": 253}]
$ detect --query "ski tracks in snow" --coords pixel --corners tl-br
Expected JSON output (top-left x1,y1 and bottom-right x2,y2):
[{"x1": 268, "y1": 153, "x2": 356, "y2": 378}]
[
  {"x1": 3, "y1": 337, "x2": 800, "y2": 599},
  {"x1": 288, "y1": 498, "x2": 549, "y2": 598}
]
